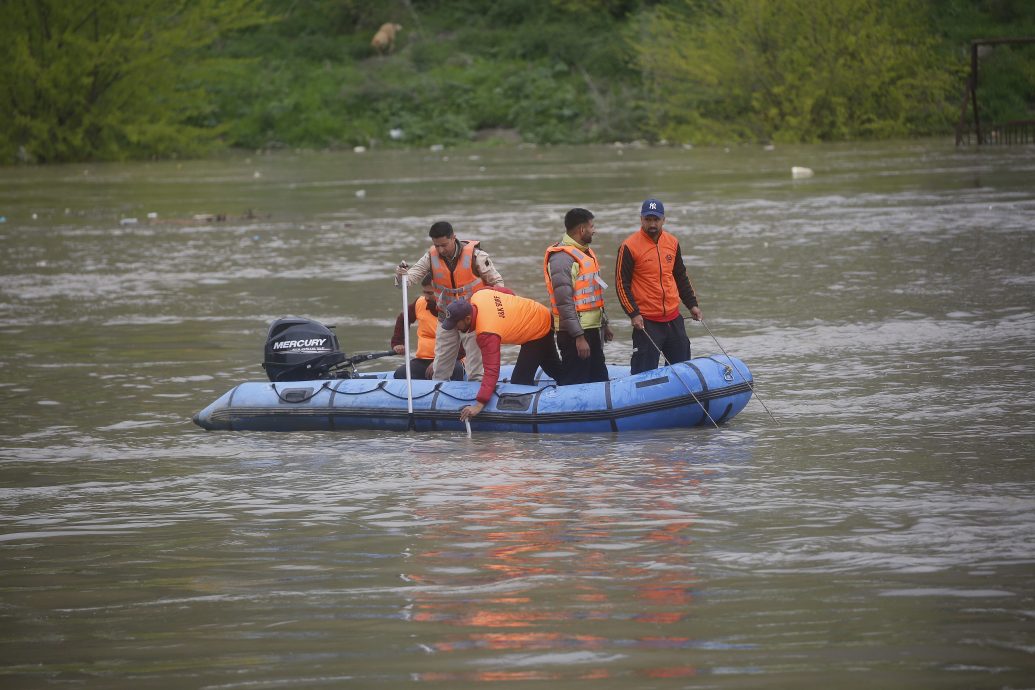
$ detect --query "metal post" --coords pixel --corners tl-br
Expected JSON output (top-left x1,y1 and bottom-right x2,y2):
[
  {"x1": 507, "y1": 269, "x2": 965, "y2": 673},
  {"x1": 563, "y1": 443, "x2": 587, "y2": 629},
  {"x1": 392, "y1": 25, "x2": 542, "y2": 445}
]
[{"x1": 971, "y1": 42, "x2": 982, "y2": 145}]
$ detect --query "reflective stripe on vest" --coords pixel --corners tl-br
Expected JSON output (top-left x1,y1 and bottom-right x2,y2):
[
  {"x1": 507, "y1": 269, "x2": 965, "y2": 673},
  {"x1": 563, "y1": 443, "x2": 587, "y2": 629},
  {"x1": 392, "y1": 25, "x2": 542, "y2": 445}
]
[
  {"x1": 430, "y1": 240, "x2": 483, "y2": 308},
  {"x1": 543, "y1": 244, "x2": 605, "y2": 317}
]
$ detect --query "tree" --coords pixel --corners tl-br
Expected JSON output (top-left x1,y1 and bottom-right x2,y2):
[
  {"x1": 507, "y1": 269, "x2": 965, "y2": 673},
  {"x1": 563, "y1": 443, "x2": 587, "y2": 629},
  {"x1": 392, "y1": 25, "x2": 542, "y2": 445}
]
[
  {"x1": 632, "y1": 0, "x2": 958, "y2": 143},
  {"x1": 0, "y1": 0, "x2": 269, "y2": 163}
]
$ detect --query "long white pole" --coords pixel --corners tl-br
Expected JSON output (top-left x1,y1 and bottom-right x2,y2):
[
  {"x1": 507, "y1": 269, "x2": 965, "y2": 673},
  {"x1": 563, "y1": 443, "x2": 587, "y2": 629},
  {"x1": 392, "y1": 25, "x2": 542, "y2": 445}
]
[{"x1": 398, "y1": 265, "x2": 414, "y2": 416}]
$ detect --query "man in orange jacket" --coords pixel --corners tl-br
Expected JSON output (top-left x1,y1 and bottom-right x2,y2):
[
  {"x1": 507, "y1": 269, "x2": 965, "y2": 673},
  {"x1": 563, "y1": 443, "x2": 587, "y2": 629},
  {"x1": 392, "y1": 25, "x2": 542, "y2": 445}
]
[
  {"x1": 439, "y1": 287, "x2": 563, "y2": 422},
  {"x1": 615, "y1": 198, "x2": 703, "y2": 374}
]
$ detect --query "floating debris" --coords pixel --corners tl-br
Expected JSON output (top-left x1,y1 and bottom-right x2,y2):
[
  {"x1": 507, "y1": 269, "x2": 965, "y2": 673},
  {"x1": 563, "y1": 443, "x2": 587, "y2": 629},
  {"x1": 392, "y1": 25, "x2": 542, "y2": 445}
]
[{"x1": 792, "y1": 166, "x2": 814, "y2": 178}]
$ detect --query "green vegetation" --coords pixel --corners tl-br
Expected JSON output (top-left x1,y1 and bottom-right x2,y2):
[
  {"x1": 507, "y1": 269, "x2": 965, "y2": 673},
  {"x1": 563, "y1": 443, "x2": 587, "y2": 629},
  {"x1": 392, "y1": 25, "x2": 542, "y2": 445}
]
[
  {"x1": 636, "y1": 0, "x2": 956, "y2": 142},
  {"x1": 931, "y1": 0, "x2": 1035, "y2": 127},
  {"x1": 0, "y1": 1, "x2": 270, "y2": 163},
  {"x1": 1, "y1": 0, "x2": 1033, "y2": 163}
]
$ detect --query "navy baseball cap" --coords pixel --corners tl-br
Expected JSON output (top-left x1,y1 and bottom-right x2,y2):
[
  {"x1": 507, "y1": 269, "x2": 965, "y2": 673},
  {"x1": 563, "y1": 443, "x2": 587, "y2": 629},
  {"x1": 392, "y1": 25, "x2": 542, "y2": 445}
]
[
  {"x1": 440, "y1": 299, "x2": 472, "y2": 330},
  {"x1": 640, "y1": 198, "x2": 664, "y2": 217}
]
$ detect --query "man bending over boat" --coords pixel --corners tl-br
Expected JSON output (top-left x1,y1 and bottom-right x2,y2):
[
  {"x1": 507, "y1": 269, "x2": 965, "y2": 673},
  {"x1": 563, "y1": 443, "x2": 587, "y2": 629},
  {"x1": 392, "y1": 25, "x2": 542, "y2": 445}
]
[
  {"x1": 390, "y1": 274, "x2": 465, "y2": 381},
  {"x1": 544, "y1": 207, "x2": 613, "y2": 385},
  {"x1": 395, "y1": 221, "x2": 504, "y2": 383},
  {"x1": 438, "y1": 288, "x2": 564, "y2": 422},
  {"x1": 615, "y1": 198, "x2": 703, "y2": 374}
]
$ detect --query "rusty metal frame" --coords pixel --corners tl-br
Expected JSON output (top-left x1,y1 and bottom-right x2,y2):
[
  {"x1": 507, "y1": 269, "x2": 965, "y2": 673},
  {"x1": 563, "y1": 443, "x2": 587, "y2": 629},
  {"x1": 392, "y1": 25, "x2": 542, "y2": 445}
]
[{"x1": 956, "y1": 37, "x2": 1035, "y2": 146}]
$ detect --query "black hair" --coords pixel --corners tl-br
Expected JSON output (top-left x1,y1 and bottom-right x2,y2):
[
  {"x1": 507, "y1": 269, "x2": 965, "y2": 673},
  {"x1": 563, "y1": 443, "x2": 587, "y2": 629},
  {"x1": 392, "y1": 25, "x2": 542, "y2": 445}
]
[
  {"x1": 428, "y1": 221, "x2": 454, "y2": 238},
  {"x1": 564, "y1": 208, "x2": 594, "y2": 231}
]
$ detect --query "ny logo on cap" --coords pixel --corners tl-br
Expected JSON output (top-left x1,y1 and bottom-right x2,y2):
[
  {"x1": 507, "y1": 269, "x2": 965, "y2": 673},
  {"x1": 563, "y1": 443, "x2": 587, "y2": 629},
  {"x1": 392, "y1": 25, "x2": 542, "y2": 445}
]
[{"x1": 648, "y1": 202, "x2": 658, "y2": 210}]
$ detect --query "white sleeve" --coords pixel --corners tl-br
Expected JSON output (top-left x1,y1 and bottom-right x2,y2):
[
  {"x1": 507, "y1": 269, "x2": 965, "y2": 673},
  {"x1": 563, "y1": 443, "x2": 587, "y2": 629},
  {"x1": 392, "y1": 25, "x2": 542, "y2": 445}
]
[
  {"x1": 403, "y1": 252, "x2": 432, "y2": 287},
  {"x1": 473, "y1": 249, "x2": 504, "y2": 286}
]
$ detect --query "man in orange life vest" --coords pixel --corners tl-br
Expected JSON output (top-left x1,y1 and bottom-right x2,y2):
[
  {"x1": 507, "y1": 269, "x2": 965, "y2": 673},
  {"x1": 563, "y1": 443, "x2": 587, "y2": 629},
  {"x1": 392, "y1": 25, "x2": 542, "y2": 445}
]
[
  {"x1": 544, "y1": 207, "x2": 613, "y2": 385},
  {"x1": 439, "y1": 288, "x2": 563, "y2": 422},
  {"x1": 390, "y1": 274, "x2": 465, "y2": 381},
  {"x1": 615, "y1": 198, "x2": 703, "y2": 375},
  {"x1": 395, "y1": 221, "x2": 504, "y2": 382}
]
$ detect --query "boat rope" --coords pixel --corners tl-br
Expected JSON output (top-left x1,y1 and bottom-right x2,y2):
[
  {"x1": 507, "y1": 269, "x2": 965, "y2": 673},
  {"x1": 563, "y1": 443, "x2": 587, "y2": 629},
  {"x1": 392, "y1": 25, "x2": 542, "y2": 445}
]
[
  {"x1": 639, "y1": 328, "x2": 719, "y2": 429},
  {"x1": 330, "y1": 379, "x2": 479, "y2": 404},
  {"x1": 428, "y1": 383, "x2": 480, "y2": 403},
  {"x1": 701, "y1": 356, "x2": 735, "y2": 381},
  {"x1": 269, "y1": 381, "x2": 333, "y2": 403},
  {"x1": 420, "y1": 381, "x2": 558, "y2": 405},
  {"x1": 380, "y1": 381, "x2": 479, "y2": 403},
  {"x1": 699, "y1": 319, "x2": 779, "y2": 425},
  {"x1": 269, "y1": 377, "x2": 561, "y2": 409}
]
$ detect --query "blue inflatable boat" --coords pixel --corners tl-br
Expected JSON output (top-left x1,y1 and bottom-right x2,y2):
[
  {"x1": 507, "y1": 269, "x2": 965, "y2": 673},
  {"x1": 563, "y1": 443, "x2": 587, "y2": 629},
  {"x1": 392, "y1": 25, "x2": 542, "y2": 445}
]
[{"x1": 192, "y1": 355, "x2": 754, "y2": 433}]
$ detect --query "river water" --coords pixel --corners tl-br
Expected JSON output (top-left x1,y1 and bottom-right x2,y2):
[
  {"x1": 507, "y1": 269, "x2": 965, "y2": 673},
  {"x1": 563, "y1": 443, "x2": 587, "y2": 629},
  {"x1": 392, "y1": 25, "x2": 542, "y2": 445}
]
[{"x1": 1, "y1": 141, "x2": 1032, "y2": 688}]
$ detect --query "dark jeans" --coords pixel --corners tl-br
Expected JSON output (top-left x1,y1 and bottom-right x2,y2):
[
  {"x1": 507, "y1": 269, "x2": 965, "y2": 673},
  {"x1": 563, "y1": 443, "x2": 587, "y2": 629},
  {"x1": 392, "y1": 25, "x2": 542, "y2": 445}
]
[
  {"x1": 511, "y1": 331, "x2": 563, "y2": 386},
  {"x1": 393, "y1": 358, "x2": 465, "y2": 381},
  {"x1": 555, "y1": 328, "x2": 609, "y2": 385},
  {"x1": 630, "y1": 315, "x2": 691, "y2": 375}
]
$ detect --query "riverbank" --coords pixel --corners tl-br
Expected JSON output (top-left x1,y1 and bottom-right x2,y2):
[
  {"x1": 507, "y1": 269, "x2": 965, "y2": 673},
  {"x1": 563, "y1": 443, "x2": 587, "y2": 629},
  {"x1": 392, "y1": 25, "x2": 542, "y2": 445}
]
[
  {"x1": 206, "y1": 0, "x2": 990, "y2": 151},
  {"x1": 4, "y1": 0, "x2": 1033, "y2": 163}
]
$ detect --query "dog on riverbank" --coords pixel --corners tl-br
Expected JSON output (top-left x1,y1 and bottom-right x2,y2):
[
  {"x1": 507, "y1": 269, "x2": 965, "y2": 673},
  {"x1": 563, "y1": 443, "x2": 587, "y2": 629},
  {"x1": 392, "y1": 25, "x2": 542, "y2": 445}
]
[{"x1": 371, "y1": 23, "x2": 402, "y2": 55}]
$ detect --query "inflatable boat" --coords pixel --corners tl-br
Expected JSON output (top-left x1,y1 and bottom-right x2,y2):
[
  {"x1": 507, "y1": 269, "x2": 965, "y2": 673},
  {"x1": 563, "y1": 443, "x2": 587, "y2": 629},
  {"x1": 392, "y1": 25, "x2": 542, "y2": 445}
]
[{"x1": 192, "y1": 356, "x2": 754, "y2": 434}]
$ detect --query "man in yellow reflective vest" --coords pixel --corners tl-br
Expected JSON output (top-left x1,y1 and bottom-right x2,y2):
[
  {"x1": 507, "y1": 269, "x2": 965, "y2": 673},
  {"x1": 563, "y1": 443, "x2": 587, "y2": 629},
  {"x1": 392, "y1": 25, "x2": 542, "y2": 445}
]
[{"x1": 544, "y1": 208, "x2": 613, "y2": 385}]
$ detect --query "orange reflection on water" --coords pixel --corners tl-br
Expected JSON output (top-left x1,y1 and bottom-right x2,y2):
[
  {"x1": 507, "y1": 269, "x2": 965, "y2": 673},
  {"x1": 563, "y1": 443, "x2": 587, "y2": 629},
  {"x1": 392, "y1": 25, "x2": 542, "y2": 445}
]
[
  {"x1": 483, "y1": 537, "x2": 557, "y2": 577},
  {"x1": 404, "y1": 465, "x2": 708, "y2": 682},
  {"x1": 418, "y1": 670, "x2": 558, "y2": 682},
  {"x1": 416, "y1": 664, "x2": 697, "y2": 683},
  {"x1": 638, "y1": 584, "x2": 694, "y2": 605},
  {"x1": 413, "y1": 607, "x2": 572, "y2": 628},
  {"x1": 469, "y1": 631, "x2": 607, "y2": 650},
  {"x1": 634, "y1": 611, "x2": 684, "y2": 624},
  {"x1": 644, "y1": 665, "x2": 697, "y2": 679},
  {"x1": 645, "y1": 518, "x2": 695, "y2": 545}
]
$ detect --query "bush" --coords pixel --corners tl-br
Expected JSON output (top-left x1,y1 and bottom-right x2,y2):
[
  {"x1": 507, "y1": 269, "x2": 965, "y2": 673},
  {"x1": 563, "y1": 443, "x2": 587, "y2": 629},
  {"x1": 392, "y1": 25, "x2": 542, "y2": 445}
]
[
  {"x1": 0, "y1": 0, "x2": 269, "y2": 163},
  {"x1": 632, "y1": 0, "x2": 959, "y2": 144}
]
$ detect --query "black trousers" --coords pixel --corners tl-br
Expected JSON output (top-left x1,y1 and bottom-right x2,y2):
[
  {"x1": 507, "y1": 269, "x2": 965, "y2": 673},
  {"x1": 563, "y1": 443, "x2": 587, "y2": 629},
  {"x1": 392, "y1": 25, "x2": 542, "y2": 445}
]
[
  {"x1": 555, "y1": 328, "x2": 609, "y2": 385},
  {"x1": 511, "y1": 331, "x2": 563, "y2": 386},
  {"x1": 630, "y1": 315, "x2": 691, "y2": 375},
  {"x1": 393, "y1": 358, "x2": 465, "y2": 381}
]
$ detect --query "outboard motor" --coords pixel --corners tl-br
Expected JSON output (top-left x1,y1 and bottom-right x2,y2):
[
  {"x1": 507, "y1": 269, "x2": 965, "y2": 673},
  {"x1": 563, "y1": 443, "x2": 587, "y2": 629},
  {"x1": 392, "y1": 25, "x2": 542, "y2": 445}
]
[{"x1": 261, "y1": 317, "x2": 347, "y2": 382}]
